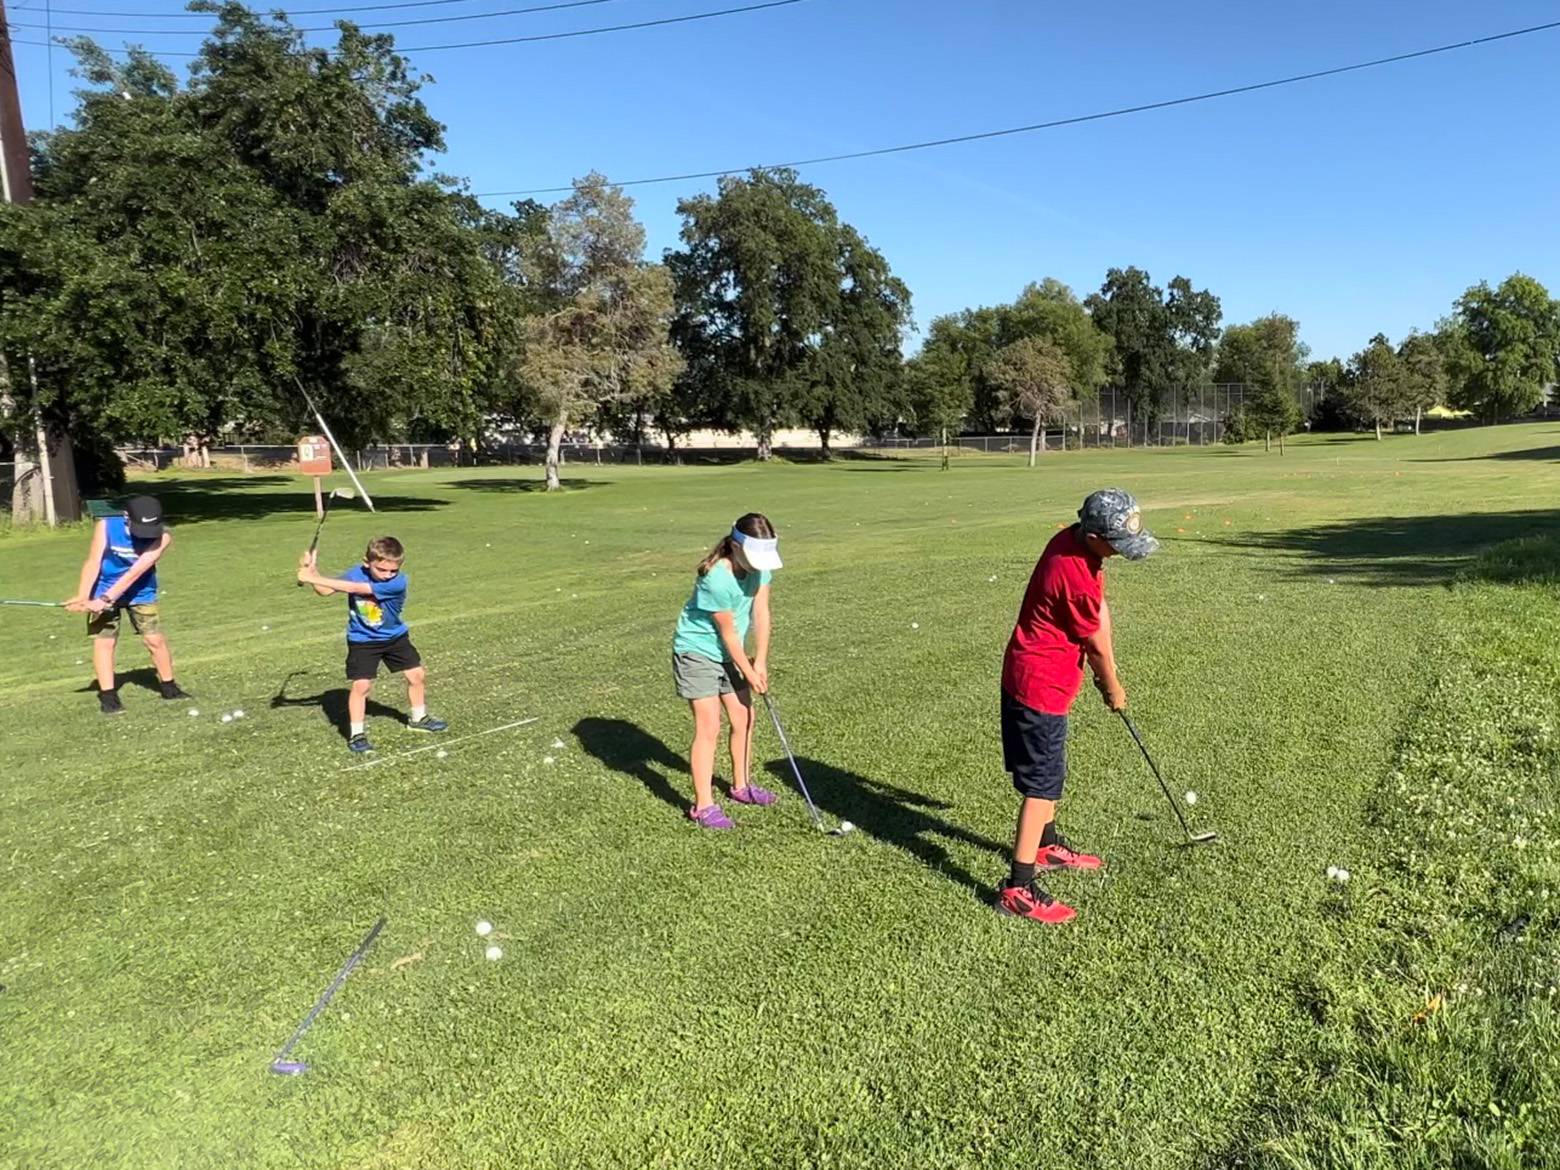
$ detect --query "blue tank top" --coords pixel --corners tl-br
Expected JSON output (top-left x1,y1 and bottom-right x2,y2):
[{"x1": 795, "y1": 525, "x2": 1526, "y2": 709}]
[{"x1": 95, "y1": 516, "x2": 159, "y2": 605}]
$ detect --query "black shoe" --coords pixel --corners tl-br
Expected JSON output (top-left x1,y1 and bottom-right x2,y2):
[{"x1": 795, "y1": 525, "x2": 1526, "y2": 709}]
[
  {"x1": 159, "y1": 680, "x2": 192, "y2": 701},
  {"x1": 99, "y1": 690, "x2": 125, "y2": 716}
]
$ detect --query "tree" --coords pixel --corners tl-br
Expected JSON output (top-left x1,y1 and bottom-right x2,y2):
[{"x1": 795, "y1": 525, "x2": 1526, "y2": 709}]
[
  {"x1": 796, "y1": 225, "x2": 912, "y2": 454},
  {"x1": 984, "y1": 337, "x2": 1074, "y2": 467},
  {"x1": 1306, "y1": 357, "x2": 1350, "y2": 430},
  {"x1": 903, "y1": 341, "x2": 972, "y2": 469},
  {"x1": 519, "y1": 174, "x2": 680, "y2": 490},
  {"x1": 1215, "y1": 314, "x2": 1307, "y2": 451},
  {"x1": 1397, "y1": 332, "x2": 1447, "y2": 435},
  {"x1": 667, "y1": 169, "x2": 841, "y2": 459},
  {"x1": 1446, "y1": 273, "x2": 1560, "y2": 421},
  {"x1": 1085, "y1": 267, "x2": 1220, "y2": 441},
  {"x1": 1001, "y1": 279, "x2": 1111, "y2": 448},
  {"x1": 1343, "y1": 333, "x2": 1406, "y2": 440}
]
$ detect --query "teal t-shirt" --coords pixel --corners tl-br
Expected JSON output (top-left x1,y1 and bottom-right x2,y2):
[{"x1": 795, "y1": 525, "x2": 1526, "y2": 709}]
[{"x1": 672, "y1": 562, "x2": 772, "y2": 661}]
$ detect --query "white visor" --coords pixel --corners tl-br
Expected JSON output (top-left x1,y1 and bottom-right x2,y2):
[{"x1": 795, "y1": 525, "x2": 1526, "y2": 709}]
[{"x1": 731, "y1": 527, "x2": 782, "y2": 571}]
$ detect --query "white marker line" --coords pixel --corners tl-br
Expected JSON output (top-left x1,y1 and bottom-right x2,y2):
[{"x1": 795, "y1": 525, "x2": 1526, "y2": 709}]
[{"x1": 339, "y1": 717, "x2": 539, "y2": 772}]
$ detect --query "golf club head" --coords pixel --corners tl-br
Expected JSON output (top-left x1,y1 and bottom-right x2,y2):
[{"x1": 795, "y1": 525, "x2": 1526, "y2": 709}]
[
  {"x1": 269, "y1": 1060, "x2": 308, "y2": 1075},
  {"x1": 1183, "y1": 831, "x2": 1219, "y2": 847},
  {"x1": 826, "y1": 820, "x2": 856, "y2": 837},
  {"x1": 332, "y1": 489, "x2": 356, "y2": 501}
]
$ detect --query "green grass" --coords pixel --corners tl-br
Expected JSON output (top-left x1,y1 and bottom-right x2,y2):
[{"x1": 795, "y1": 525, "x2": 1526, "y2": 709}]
[{"x1": 2, "y1": 425, "x2": 1558, "y2": 1168}]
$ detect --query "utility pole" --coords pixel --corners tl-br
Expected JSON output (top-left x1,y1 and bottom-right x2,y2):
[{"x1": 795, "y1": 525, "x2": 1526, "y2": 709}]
[{"x1": 0, "y1": 0, "x2": 80, "y2": 523}]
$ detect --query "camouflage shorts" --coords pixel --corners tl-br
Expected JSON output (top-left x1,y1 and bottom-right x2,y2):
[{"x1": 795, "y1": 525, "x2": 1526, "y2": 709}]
[{"x1": 88, "y1": 603, "x2": 162, "y2": 639}]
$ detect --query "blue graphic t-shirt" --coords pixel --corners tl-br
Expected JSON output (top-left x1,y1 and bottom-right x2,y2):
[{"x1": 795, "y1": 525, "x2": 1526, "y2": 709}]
[
  {"x1": 340, "y1": 564, "x2": 409, "y2": 643},
  {"x1": 94, "y1": 516, "x2": 160, "y2": 605}
]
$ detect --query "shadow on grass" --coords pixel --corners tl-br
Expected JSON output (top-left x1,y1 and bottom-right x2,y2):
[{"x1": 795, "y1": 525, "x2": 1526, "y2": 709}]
[
  {"x1": 1193, "y1": 508, "x2": 1560, "y2": 586},
  {"x1": 573, "y1": 717, "x2": 691, "y2": 813},
  {"x1": 74, "y1": 666, "x2": 170, "y2": 696},
  {"x1": 450, "y1": 477, "x2": 605, "y2": 493},
  {"x1": 119, "y1": 476, "x2": 448, "y2": 523},
  {"x1": 270, "y1": 671, "x2": 407, "y2": 740},
  {"x1": 761, "y1": 755, "x2": 1006, "y2": 901},
  {"x1": 1409, "y1": 431, "x2": 1560, "y2": 463}
]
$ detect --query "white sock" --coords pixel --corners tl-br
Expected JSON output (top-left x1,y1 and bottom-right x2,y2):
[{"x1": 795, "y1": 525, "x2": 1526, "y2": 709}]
[
  {"x1": 411, "y1": 705, "x2": 427, "y2": 722},
  {"x1": 350, "y1": 721, "x2": 365, "y2": 736}
]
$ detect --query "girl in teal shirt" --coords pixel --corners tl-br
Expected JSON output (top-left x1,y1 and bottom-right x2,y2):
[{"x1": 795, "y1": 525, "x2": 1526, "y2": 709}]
[{"x1": 671, "y1": 513, "x2": 781, "y2": 829}]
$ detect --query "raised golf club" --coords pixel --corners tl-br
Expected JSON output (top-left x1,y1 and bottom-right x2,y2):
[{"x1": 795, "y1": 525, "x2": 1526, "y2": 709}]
[
  {"x1": 296, "y1": 488, "x2": 356, "y2": 587},
  {"x1": 1118, "y1": 711, "x2": 1218, "y2": 846},
  {"x1": 760, "y1": 690, "x2": 854, "y2": 837},
  {"x1": 269, "y1": 916, "x2": 385, "y2": 1075},
  {"x1": 0, "y1": 599, "x2": 66, "y2": 607}
]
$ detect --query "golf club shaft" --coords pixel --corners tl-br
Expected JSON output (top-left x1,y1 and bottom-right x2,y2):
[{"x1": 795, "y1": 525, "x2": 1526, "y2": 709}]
[
  {"x1": 0, "y1": 599, "x2": 65, "y2": 607},
  {"x1": 1118, "y1": 711, "x2": 1197, "y2": 839},
  {"x1": 272, "y1": 917, "x2": 386, "y2": 1063},
  {"x1": 761, "y1": 691, "x2": 823, "y2": 825}
]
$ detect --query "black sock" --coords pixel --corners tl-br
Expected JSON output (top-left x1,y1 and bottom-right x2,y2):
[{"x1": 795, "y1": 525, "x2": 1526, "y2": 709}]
[
  {"x1": 99, "y1": 687, "x2": 118, "y2": 699},
  {"x1": 1040, "y1": 821, "x2": 1059, "y2": 847},
  {"x1": 1008, "y1": 860, "x2": 1037, "y2": 889}
]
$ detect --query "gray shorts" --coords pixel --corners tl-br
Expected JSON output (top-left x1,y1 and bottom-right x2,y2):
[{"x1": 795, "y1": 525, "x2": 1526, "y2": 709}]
[{"x1": 672, "y1": 652, "x2": 748, "y2": 700}]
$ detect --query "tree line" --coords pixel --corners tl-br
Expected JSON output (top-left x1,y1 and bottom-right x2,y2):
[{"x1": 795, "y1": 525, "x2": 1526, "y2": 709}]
[{"x1": 3, "y1": 7, "x2": 1558, "y2": 496}]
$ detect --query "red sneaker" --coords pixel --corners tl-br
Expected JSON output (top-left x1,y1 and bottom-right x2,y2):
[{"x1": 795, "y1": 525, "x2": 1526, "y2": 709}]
[
  {"x1": 1037, "y1": 837, "x2": 1103, "y2": 871},
  {"x1": 995, "y1": 882, "x2": 1076, "y2": 924}
]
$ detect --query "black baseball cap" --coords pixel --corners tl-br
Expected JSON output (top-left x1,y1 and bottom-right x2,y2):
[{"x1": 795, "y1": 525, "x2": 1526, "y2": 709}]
[{"x1": 123, "y1": 495, "x2": 165, "y2": 539}]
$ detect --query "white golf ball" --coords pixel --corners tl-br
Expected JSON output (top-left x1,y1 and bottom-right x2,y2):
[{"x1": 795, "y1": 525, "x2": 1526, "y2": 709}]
[
  {"x1": 552, "y1": 738, "x2": 565, "y2": 749},
  {"x1": 485, "y1": 945, "x2": 503, "y2": 961},
  {"x1": 911, "y1": 622, "x2": 919, "y2": 629},
  {"x1": 1183, "y1": 790, "x2": 1197, "y2": 805},
  {"x1": 475, "y1": 920, "x2": 493, "y2": 936},
  {"x1": 838, "y1": 820, "x2": 855, "y2": 833},
  {"x1": 436, "y1": 749, "x2": 448, "y2": 759},
  {"x1": 1337, "y1": 869, "x2": 1351, "y2": 884},
  {"x1": 187, "y1": 709, "x2": 200, "y2": 717},
  {"x1": 48, "y1": 635, "x2": 56, "y2": 640},
  {"x1": 221, "y1": 714, "x2": 233, "y2": 723},
  {"x1": 261, "y1": 624, "x2": 270, "y2": 631},
  {"x1": 233, "y1": 709, "x2": 244, "y2": 719},
  {"x1": 1325, "y1": 865, "x2": 1340, "y2": 881},
  {"x1": 543, "y1": 755, "x2": 555, "y2": 765}
]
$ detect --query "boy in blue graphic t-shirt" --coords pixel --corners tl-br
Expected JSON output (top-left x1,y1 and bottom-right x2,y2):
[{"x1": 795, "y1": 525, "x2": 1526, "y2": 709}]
[
  {"x1": 63, "y1": 494, "x2": 191, "y2": 716},
  {"x1": 297, "y1": 535, "x2": 447, "y2": 753}
]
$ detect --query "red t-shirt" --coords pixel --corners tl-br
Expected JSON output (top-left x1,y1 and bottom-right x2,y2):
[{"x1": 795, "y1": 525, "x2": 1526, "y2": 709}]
[{"x1": 1001, "y1": 525, "x2": 1105, "y2": 715}]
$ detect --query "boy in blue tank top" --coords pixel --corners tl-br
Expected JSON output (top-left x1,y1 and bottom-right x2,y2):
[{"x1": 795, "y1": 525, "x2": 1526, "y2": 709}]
[
  {"x1": 297, "y1": 535, "x2": 447, "y2": 753},
  {"x1": 63, "y1": 494, "x2": 191, "y2": 715}
]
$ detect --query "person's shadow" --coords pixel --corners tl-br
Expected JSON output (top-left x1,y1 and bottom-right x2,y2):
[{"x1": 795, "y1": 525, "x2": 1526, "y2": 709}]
[
  {"x1": 74, "y1": 667, "x2": 166, "y2": 696},
  {"x1": 763, "y1": 756, "x2": 1006, "y2": 901},
  {"x1": 270, "y1": 671, "x2": 406, "y2": 740},
  {"x1": 572, "y1": 717, "x2": 1005, "y2": 900},
  {"x1": 573, "y1": 717, "x2": 692, "y2": 814}
]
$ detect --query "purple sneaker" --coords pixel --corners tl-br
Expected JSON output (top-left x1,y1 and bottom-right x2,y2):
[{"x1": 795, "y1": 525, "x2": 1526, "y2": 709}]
[
  {"x1": 730, "y1": 783, "x2": 777, "y2": 806},
  {"x1": 689, "y1": 804, "x2": 735, "y2": 829}
]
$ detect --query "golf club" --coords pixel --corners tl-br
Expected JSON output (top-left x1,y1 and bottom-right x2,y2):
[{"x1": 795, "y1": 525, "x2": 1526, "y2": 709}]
[
  {"x1": 1117, "y1": 711, "x2": 1218, "y2": 846},
  {"x1": 760, "y1": 690, "x2": 854, "y2": 837},
  {"x1": 0, "y1": 599, "x2": 66, "y2": 607},
  {"x1": 269, "y1": 916, "x2": 385, "y2": 1075},
  {"x1": 297, "y1": 489, "x2": 356, "y2": 587}
]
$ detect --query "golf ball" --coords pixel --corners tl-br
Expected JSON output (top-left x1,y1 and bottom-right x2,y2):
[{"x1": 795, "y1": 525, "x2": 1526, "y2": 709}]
[
  {"x1": 1337, "y1": 869, "x2": 1351, "y2": 884},
  {"x1": 1184, "y1": 790, "x2": 1197, "y2": 805},
  {"x1": 543, "y1": 755, "x2": 555, "y2": 765},
  {"x1": 476, "y1": 920, "x2": 493, "y2": 936},
  {"x1": 485, "y1": 945, "x2": 503, "y2": 961},
  {"x1": 261, "y1": 624, "x2": 270, "y2": 631},
  {"x1": 911, "y1": 622, "x2": 919, "y2": 629},
  {"x1": 233, "y1": 709, "x2": 244, "y2": 719},
  {"x1": 552, "y1": 738, "x2": 565, "y2": 749},
  {"x1": 1325, "y1": 865, "x2": 1340, "y2": 881},
  {"x1": 436, "y1": 749, "x2": 448, "y2": 759},
  {"x1": 221, "y1": 714, "x2": 233, "y2": 723},
  {"x1": 838, "y1": 820, "x2": 855, "y2": 833},
  {"x1": 187, "y1": 709, "x2": 200, "y2": 717}
]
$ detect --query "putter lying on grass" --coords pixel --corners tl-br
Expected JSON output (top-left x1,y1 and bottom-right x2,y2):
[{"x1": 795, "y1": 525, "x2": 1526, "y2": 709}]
[
  {"x1": 761, "y1": 691, "x2": 854, "y2": 837},
  {"x1": 296, "y1": 489, "x2": 357, "y2": 587},
  {"x1": 269, "y1": 916, "x2": 385, "y2": 1075},
  {"x1": 1118, "y1": 711, "x2": 1218, "y2": 846}
]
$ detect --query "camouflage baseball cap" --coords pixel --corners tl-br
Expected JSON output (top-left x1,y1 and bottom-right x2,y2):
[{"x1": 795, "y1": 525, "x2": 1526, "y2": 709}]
[{"x1": 1078, "y1": 488, "x2": 1159, "y2": 560}]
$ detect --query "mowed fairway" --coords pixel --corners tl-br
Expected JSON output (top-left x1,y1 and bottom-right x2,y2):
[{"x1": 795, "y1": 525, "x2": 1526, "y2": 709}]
[{"x1": 2, "y1": 425, "x2": 1557, "y2": 1169}]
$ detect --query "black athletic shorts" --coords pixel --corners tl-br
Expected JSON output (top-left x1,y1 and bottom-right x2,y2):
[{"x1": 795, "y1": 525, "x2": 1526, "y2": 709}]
[
  {"x1": 1001, "y1": 688, "x2": 1068, "y2": 801},
  {"x1": 346, "y1": 633, "x2": 422, "y2": 680}
]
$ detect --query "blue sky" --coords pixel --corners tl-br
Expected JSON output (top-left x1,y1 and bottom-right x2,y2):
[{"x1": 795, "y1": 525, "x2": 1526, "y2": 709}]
[{"x1": 12, "y1": 0, "x2": 1560, "y2": 361}]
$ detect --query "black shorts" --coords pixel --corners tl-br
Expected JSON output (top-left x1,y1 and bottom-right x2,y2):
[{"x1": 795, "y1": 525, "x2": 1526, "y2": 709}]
[
  {"x1": 1001, "y1": 689, "x2": 1068, "y2": 801},
  {"x1": 346, "y1": 633, "x2": 422, "y2": 681}
]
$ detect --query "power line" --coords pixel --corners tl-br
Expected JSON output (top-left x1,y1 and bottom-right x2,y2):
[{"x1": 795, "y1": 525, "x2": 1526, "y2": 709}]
[
  {"x1": 11, "y1": 0, "x2": 808, "y2": 51},
  {"x1": 33, "y1": 0, "x2": 630, "y2": 18},
  {"x1": 11, "y1": 0, "x2": 646, "y2": 33},
  {"x1": 472, "y1": 17, "x2": 1560, "y2": 196}
]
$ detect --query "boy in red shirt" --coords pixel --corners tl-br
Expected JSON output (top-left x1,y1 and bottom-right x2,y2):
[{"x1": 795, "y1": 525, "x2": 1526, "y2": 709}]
[{"x1": 996, "y1": 488, "x2": 1159, "y2": 924}]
